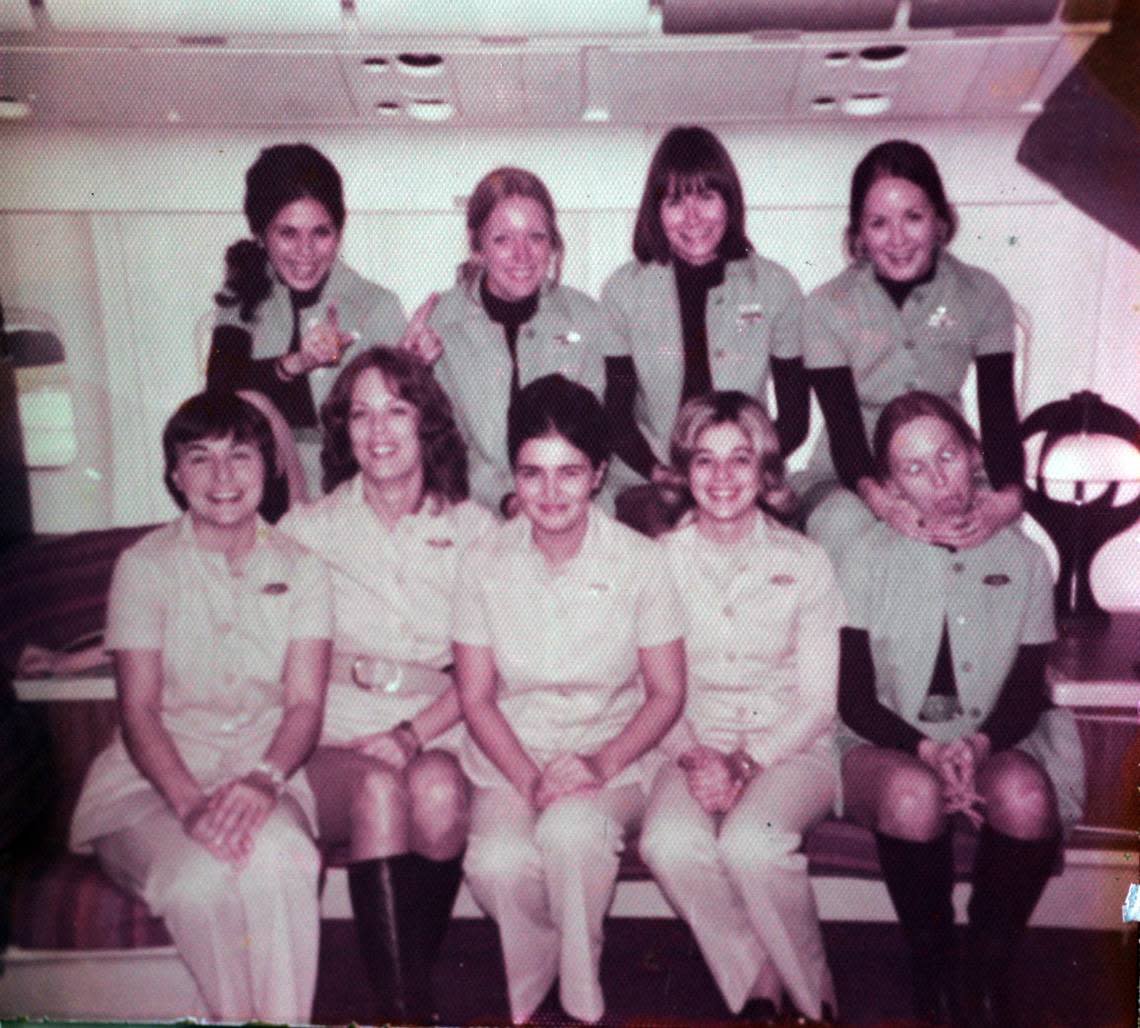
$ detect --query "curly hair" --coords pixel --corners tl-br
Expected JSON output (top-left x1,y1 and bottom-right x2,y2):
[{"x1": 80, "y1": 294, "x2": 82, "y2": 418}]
[{"x1": 319, "y1": 346, "x2": 469, "y2": 503}]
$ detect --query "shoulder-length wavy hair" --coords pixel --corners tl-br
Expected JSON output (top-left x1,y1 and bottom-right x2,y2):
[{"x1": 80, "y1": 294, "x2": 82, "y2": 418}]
[
  {"x1": 632, "y1": 125, "x2": 753, "y2": 266},
  {"x1": 457, "y1": 166, "x2": 565, "y2": 292},
  {"x1": 319, "y1": 347, "x2": 469, "y2": 504},
  {"x1": 669, "y1": 390, "x2": 786, "y2": 515},
  {"x1": 871, "y1": 390, "x2": 979, "y2": 483},
  {"x1": 216, "y1": 142, "x2": 347, "y2": 322},
  {"x1": 845, "y1": 139, "x2": 957, "y2": 263}
]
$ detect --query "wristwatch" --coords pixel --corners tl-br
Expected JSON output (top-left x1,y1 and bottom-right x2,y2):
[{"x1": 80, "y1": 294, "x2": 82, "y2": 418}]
[{"x1": 251, "y1": 760, "x2": 288, "y2": 797}]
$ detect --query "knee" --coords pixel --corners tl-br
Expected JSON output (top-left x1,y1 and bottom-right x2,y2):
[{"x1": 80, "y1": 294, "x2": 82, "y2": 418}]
[
  {"x1": 349, "y1": 763, "x2": 408, "y2": 832},
  {"x1": 465, "y1": 829, "x2": 537, "y2": 887},
  {"x1": 151, "y1": 847, "x2": 237, "y2": 920},
  {"x1": 245, "y1": 814, "x2": 321, "y2": 887},
  {"x1": 639, "y1": 815, "x2": 711, "y2": 875},
  {"x1": 535, "y1": 797, "x2": 614, "y2": 861},
  {"x1": 878, "y1": 764, "x2": 947, "y2": 840},
  {"x1": 982, "y1": 754, "x2": 1058, "y2": 839},
  {"x1": 407, "y1": 751, "x2": 470, "y2": 826}
]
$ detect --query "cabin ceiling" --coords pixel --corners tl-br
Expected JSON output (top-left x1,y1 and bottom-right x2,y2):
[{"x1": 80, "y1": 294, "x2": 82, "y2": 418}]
[{"x1": 0, "y1": 0, "x2": 1118, "y2": 127}]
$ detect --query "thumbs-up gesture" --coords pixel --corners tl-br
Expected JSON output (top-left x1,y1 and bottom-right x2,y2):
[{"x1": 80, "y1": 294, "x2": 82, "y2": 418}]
[{"x1": 398, "y1": 293, "x2": 443, "y2": 365}]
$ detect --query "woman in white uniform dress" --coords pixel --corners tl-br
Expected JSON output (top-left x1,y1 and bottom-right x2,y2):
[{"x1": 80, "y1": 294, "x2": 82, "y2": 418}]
[
  {"x1": 837, "y1": 391, "x2": 1083, "y2": 1025},
  {"x1": 453, "y1": 374, "x2": 686, "y2": 1024},
  {"x1": 639, "y1": 391, "x2": 843, "y2": 1022},
  {"x1": 278, "y1": 346, "x2": 493, "y2": 1023},
  {"x1": 70, "y1": 392, "x2": 332, "y2": 1024}
]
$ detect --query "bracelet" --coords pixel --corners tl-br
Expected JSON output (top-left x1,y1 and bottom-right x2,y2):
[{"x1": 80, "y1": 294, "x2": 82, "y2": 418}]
[
  {"x1": 394, "y1": 720, "x2": 423, "y2": 757},
  {"x1": 251, "y1": 760, "x2": 288, "y2": 797}
]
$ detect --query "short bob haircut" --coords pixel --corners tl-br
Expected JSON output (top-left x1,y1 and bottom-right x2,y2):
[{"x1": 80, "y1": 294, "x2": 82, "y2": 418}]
[
  {"x1": 845, "y1": 139, "x2": 958, "y2": 261},
  {"x1": 507, "y1": 374, "x2": 610, "y2": 472},
  {"x1": 162, "y1": 391, "x2": 276, "y2": 509},
  {"x1": 244, "y1": 142, "x2": 346, "y2": 238},
  {"x1": 872, "y1": 390, "x2": 979, "y2": 483},
  {"x1": 632, "y1": 125, "x2": 753, "y2": 266},
  {"x1": 670, "y1": 390, "x2": 786, "y2": 508},
  {"x1": 459, "y1": 167, "x2": 565, "y2": 291},
  {"x1": 319, "y1": 346, "x2": 469, "y2": 503}
]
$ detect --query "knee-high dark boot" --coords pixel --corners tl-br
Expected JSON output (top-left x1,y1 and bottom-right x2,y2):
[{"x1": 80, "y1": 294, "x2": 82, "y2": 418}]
[
  {"x1": 347, "y1": 855, "x2": 428, "y2": 1024},
  {"x1": 409, "y1": 850, "x2": 465, "y2": 970},
  {"x1": 875, "y1": 831, "x2": 959, "y2": 1024},
  {"x1": 963, "y1": 827, "x2": 1060, "y2": 1027}
]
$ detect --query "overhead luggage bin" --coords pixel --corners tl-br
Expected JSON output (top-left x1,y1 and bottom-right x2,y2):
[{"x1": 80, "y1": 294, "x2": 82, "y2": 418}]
[
  {"x1": 661, "y1": 0, "x2": 899, "y2": 33},
  {"x1": 355, "y1": 0, "x2": 649, "y2": 37},
  {"x1": 909, "y1": 0, "x2": 1060, "y2": 28},
  {"x1": 43, "y1": 0, "x2": 342, "y2": 35}
]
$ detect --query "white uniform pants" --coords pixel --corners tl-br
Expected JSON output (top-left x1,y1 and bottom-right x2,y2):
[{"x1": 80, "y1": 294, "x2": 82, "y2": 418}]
[
  {"x1": 464, "y1": 783, "x2": 644, "y2": 1024},
  {"x1": 94, "y1": 797, "x2": 322, "y2": 1024},
  {"x1": 640, "y1": 751, "x2": 836, "y2": 1018}
]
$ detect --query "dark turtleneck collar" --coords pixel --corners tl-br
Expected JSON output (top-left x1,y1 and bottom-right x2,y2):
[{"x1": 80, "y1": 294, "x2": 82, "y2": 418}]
[
  {"x1": 672, "y1": 254, "x2": 727, "y2": 291},
  {"x1": 288, "y1": 273, "x2": 330, "y2": 313},
  {"x1": 480, "y1": 276, "x2": 539, "y2": 328},
  {"x1": 874, "y1": 256, "x2": 937, "y2": 309}
]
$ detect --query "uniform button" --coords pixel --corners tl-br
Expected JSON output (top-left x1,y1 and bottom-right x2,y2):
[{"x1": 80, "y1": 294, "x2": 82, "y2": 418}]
[
  {"x1": 961, "y1": 661, "x2": 973, "y2": 673},
  {"x1": 713, "y1": 296, "x2": 725, "y2": 306},
  {"x1": 969, "y1": 707, "x2": 982, "y2": 718},
  {"x1": 723, "y1": 604, "x2": 735, "y2": 618},
  {"x1": 713, "y1": 348, "x2": 726, "y2": 359},
  {"x1": 725, "y1": 651, "x2": 737, "y2": 662},
  {"x1": 956, "y1": 614, "x2": 966, "y2": 625},
  {"x1": 905, "y1": 380, "x2": 918, "y2": 390},
  {"x1": 952, "y1": 562, "x2": 965, "y2": 573},
  {"x1": 903, "y1": 338, "x2": 915, "y2": 350},
  {"x1": 524, "y1": 327, "x2": 535, "y2": 339}
]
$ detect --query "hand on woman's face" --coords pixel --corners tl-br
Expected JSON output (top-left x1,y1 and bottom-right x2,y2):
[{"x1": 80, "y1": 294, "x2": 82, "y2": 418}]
[
  {"x1": 477, "y1": 195, "x2": 553, "y2": 302},
  {"x1": 857, "y1": 175, "x2": 942, "y2": 283},
  {"x1": 262, "y1": 196, "x2": 341, "y2": 292},
  {"x1": 659, "y1": 185, "x2": 728, "y2": 267}
]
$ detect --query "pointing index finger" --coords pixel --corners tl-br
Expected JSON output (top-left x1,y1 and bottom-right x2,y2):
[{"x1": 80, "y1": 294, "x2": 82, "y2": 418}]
[{"x1": 410, "y1": 292, "x2": 440, "y2": 328}]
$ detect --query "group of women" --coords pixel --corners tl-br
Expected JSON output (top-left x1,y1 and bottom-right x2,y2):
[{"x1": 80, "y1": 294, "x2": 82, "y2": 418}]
[{"x1": 68, "y1": 127, "x2": 1083, "y2": 1027}]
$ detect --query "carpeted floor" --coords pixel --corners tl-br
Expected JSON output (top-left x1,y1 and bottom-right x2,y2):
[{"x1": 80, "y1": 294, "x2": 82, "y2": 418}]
[{"x1": 313, "y1": 919, "x2": 1137, "y2": 1026}]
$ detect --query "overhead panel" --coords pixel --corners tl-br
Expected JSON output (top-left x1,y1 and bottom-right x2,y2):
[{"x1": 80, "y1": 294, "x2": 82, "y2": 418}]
[
  {"x1": 590, "y1": 45, "x2": 801, "y2": 123},
  {"x1": 355, "y1": 0, "x2": 648, "y2": 37},
  {"x1": 662, "y1": 0, "x2": 898, "y2": 33},
  {"x1": 793, "y1": 38, "x2": 992, "y2": 118},
  {"x1": 0, "y1": 0, "x2": 35, "y2": 32},
  {"x1": 960, "y1": 35, "x2": 1060, "y2": 112},
  {"x1": 43, "y1": 0, "x2": 342, "y2": 34},
  {"x1": 909, "y1": 0, "x2": 1060, "y2": 28},
  {"x1": 1, "y1": 49, "x2": 357, "y2": 125}
]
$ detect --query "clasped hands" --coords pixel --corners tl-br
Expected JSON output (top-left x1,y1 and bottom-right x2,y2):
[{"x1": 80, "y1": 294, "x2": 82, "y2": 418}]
[
  {"x1": 918, "y1": 734, "x2": 991, "y2": 828},
  {"x1": 530, "y1": 752, "x2": 605, "y2": 811},
  {"x1": 679, "y1": 745, "x2": 760, "y2": 815},
  {"x1": 180, "y1": 767, "x2": 282, "y2": 868}
]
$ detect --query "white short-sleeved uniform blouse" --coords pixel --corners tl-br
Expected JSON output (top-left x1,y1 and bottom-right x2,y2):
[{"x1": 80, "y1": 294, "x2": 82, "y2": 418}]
[
  {"x1": 663, "y1": 515, "x2": 843, "y2": 768},
  {"x1": 71, "y1": 515, "x2": 332, "y2": 850},
  {"x1": 278, "y1": 477, "x2": 494, "y2": 742},
  {"x1": 452, "y1": 506, "x2": 684, "y2": 789}
]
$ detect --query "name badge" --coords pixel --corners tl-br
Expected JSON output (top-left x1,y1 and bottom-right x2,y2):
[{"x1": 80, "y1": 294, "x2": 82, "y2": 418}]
[
  {"x1": 983, "y1": 574, "x2": 1011, "y2": 586},
  {"x1": 737, "y1": 304, "x2": 765, "y2": 326},
  {"x1": 426, "y1": 537, "x2": 455, "y2": 549},
  {"x1": 927, "y1": 304, "x2": 958, "y2": 329},
  {"x1": 770, "y1": 574, "x2": 796, "y2": 586},
  {"x1": 262, "y1": 582, "x2": 289, "y2": 595},
  {"x1": 553, "y1": 331, "x2": 582, "y2": 346},
  {"x1": 586, "y1": 581, "x2": 610, "y2": 595}
]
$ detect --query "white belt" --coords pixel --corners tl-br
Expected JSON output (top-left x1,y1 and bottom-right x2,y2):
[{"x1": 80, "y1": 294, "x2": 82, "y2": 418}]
[{"x1": 330, "y1": 652, "x2": 450, "y2": 696}]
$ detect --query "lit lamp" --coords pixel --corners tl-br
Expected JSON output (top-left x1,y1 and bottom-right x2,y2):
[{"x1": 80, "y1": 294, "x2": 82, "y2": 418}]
[{"x1": 1021, "y1": 391, "x2": 1140, "y2": 631}]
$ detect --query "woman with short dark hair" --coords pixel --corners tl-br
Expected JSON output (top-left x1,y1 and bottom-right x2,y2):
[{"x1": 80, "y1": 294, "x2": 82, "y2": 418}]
[
  {"x1": 71, "y1": 391, "x2": 331, "y2": 1023},
  {"x1": 454, "y1": 375, "x2": 685, "y2": 1024}
]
